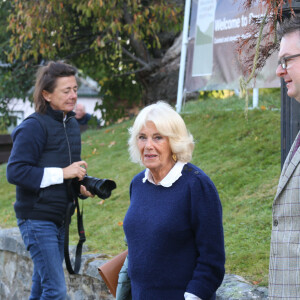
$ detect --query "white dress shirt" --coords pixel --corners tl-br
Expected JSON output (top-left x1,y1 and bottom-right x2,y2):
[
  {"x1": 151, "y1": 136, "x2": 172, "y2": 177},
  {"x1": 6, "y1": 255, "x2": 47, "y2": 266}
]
[
  {"x1": 40, "y1": 115, "x2": 66, "y2": 188},
  {"x1": 40, "y1": 168, "x2": 64, "y2": 188}
]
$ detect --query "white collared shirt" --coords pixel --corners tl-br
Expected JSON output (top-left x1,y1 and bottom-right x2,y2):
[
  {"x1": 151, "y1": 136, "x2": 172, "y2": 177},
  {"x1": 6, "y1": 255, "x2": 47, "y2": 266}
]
[
  {"x1": 40, "y1": 168, "x2": 64, "y2": 188},
  {"x1": 184, "y1": 292, "x2": 202, "y2": 300},
  {"x1": 142, "y1": 161, "x2": 201, "y2": 300},
  {"x1": 40, "y1": 115, "x2": 67, "y2": 188},
  {"x1": 142, "y1": 161, "x2": 186, "y2": 187}
]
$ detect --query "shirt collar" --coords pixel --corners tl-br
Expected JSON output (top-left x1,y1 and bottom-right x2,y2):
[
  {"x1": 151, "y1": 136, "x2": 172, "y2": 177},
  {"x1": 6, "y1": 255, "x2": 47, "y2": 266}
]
[{"x1": 142, "y1": 161, "x2": 186, "y2": 187}]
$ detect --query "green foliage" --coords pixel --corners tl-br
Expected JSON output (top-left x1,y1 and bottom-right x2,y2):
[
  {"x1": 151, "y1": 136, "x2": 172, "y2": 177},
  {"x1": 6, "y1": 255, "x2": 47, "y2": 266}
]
[
  {"x1": 86, "y1": 115, "x2": 99, "y2": 129},
  {"x1": 0, "y1": 0, "x2": 36, "y2": 128},
  {"x1": 199, "y1": 90, "x2": 235, "y2": 100},
  {"x1": 4, "y1": 0, "x2": 183, "y2": 121},
  {"x1": 194, "y1": 88, "x2": 281, "y2": 112},
  {"x1": 0, "y1": 92, "x2": 281, "y2": 286},
  {"x1": 96, "y1": 73, "x2": 142, "y2": 125}
]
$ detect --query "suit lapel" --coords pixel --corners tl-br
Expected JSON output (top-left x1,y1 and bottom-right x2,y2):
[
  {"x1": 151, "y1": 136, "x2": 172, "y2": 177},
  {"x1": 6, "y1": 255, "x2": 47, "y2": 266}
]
[{"x1": 275, "y1": 133, "x2": 300, "y2": 200}]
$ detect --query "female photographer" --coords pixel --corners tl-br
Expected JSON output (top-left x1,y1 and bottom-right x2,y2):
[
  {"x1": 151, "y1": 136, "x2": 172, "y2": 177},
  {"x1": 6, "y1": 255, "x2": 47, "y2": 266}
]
[{"x1": 6, "y1": 61, "x2": 94, "y2": 299}]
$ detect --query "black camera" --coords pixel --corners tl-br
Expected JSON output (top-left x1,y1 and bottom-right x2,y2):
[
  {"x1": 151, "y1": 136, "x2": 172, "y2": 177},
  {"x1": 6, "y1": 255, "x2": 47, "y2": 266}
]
[{"x1": 76, "y1": 175, "x2": 117, "y2": 199}]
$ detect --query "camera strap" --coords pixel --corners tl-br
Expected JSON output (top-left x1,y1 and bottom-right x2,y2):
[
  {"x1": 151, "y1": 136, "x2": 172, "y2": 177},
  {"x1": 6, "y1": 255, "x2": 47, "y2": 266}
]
[{"x1": 64, "y1": 182, "x2": 86, "y2": 274}]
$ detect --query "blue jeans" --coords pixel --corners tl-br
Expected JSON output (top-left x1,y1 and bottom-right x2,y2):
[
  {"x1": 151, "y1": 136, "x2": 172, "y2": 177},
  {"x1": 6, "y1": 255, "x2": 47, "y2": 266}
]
[{"x1": 17, "y1": 219, "x2": 67, "y2": 300}]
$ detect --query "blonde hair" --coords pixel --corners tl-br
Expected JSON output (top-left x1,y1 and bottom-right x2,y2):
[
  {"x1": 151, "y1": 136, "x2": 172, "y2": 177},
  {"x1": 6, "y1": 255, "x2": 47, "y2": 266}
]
[{"x1": 128, "y1": 101, "x2": 194, "y2": 164}]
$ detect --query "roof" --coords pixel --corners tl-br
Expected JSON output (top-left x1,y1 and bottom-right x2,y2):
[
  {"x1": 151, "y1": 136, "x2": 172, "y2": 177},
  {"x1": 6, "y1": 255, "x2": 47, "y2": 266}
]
[{"x1": 77, "y1": 75, "x2": 101, "y2": 97}]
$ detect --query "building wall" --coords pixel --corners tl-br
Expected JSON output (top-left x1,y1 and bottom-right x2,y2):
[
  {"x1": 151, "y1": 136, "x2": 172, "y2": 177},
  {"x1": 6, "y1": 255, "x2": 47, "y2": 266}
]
[{"x1": 6, "y1": 97, "x2": 103, "y2": 132}]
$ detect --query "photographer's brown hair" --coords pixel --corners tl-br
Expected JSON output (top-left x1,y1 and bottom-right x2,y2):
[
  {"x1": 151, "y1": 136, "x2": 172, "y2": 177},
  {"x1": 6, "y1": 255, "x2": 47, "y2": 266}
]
[{"x1": 34, "y1": 61, "x2": 77, "y2": 114}]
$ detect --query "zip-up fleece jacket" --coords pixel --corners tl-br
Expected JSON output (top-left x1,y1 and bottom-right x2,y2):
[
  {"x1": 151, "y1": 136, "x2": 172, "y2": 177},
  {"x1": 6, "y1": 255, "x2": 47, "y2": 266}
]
[{"x1": 6, "y1": 104, "x2": 81, "y2": 225}]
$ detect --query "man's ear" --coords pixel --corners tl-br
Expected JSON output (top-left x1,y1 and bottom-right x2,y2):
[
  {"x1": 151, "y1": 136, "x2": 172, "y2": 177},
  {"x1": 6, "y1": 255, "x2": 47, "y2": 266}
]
[{"x1": 42, "y1": 90, "x2": 51, "y2": 102}]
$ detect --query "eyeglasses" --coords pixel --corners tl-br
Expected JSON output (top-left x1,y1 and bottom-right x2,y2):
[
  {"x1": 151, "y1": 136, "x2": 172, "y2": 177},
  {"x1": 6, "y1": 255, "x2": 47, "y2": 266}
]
[{"x1": 278, "y1": 54, "x2": 300, "y2": 70}]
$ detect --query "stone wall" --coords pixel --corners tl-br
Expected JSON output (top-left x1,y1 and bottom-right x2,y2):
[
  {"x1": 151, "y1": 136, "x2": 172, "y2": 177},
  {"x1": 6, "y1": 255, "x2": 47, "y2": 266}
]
[
  {"x1": 0, "y1": 227, "x2": 268, "y2": 300},
  {"x1": 0, "y1": 227, "x2": 114, "y2": 300}
]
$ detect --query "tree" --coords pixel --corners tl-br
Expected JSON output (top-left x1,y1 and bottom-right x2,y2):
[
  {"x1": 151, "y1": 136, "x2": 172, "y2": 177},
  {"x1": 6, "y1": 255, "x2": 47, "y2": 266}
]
[
  {"x1": 236, "y1": 0, "x2": 295, "y2": 91},
  {"x1": 232, "y1": 0, "x2": 298, "y2": 115},
  {"x1": 6, "y1": 0, "x2": 184, "y2": 123},
  {"x1": 0, "y1": 0, "x2": 36, "y2": 131}
]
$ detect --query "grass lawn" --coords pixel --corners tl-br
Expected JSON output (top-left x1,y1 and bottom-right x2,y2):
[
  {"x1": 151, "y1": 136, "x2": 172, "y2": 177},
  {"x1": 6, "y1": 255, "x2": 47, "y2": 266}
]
[{"x1": 0, "y1": 88, "x2": 281, "y2": 286}]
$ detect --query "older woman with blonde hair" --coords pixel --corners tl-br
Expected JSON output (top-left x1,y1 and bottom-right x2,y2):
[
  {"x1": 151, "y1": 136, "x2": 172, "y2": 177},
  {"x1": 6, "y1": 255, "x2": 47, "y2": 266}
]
[{"x1": 120, "y1": 101, "x2": 225, "y2": 300}]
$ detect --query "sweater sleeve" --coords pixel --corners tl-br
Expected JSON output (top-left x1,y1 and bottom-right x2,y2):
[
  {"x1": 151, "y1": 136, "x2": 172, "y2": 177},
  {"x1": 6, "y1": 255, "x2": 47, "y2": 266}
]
[
  {"x1": 6, "y1": 118, "x2": 46, "y2": 192},
  {"x1": 186, "y1": 173, "x2": 225, "y2": 299}
]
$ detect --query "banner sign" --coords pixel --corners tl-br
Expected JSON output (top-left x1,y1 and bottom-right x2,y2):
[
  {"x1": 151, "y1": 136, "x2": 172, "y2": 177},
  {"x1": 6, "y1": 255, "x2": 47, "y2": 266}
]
[
  {"x1": 185, "y1": 0, "x2": 280, "y2": 92},
  {"x1": 192, "y1": 0, "x2": 217, "y2": 76}
]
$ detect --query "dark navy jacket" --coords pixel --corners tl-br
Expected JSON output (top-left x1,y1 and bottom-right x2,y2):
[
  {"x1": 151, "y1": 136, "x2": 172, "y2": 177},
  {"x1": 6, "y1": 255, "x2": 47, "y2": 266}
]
[
  {"x1": 6, "y1": 104, "x2": 81, "y2": 225},
  {"x1": 76, "y1": 113, "x2": 91, "y2": 125}
]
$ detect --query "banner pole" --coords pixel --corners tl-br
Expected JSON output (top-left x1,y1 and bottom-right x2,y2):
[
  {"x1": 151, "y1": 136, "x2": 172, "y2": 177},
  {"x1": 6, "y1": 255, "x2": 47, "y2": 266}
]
[
  {"x1": 252, "y1": 88, "x2": 259, "y2": 108},
  {"x1": 176, "y1": 0, "x2": 192, "y2": 113}
]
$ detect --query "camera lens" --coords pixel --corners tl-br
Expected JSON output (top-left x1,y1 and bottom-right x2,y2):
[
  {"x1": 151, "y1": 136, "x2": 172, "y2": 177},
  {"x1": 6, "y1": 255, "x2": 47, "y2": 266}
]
[
  {"x1": 81, "y1": 176, "x2": 116, "y2": 199},
  {"x1": 94, "y1": 179, "x2": 116, "y2": 199}
]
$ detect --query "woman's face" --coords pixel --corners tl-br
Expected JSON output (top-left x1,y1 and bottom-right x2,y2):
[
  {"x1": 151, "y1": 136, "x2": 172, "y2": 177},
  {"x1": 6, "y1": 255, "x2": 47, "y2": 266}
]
[
  {"x1": 42, "y1": 76, "x2": 78, "y2": 114},
  {"x1": 137, "y1": 121, "x2": 173, "y2": 174}
]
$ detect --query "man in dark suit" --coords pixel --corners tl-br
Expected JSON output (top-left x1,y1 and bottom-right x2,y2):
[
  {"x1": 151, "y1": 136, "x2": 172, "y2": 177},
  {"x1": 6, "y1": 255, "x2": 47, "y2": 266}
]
[{"x1": 75, "y1": 103, "x2": 92, "y2": 125}]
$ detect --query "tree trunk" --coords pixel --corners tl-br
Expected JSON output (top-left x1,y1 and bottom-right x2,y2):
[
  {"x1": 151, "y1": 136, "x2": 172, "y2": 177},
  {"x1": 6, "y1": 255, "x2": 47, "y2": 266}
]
[{"x1": 138, "y1": 33, "x2": 182, "y2": 106}]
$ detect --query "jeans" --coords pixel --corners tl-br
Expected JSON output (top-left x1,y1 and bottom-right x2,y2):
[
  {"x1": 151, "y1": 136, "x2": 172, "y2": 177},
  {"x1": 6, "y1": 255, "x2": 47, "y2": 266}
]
[{"x1": 17, "y1": 219, "x2": 67, "y2": 300}]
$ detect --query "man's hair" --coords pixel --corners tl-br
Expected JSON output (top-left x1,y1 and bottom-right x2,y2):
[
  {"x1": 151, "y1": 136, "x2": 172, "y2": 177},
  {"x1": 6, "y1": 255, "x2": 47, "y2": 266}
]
[
  {"x1": 278, "y1": 15, "x2": 300, "y2": 40},
  {"x1": 33, "y1": 61, "x2": 77, "y2": 114}
]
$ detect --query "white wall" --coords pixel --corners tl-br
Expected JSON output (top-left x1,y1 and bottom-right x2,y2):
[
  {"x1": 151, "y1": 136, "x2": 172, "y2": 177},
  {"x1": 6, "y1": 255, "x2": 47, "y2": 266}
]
[
  {"x1": 7, "y1": 97, "x2": 103, "y2": 128},
  {"x1": 75, "y1": 97, "x2": 103, "y2": 119}
]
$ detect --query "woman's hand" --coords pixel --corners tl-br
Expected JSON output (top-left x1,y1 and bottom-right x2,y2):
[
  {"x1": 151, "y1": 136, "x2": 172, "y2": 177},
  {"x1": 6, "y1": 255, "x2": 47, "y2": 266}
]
[
  {"x1": 62, "y1": 161, "x2": 88, "y2": 180},
  {"x1": 80, "y1": 185, "x2": 95, "y2": 198}
]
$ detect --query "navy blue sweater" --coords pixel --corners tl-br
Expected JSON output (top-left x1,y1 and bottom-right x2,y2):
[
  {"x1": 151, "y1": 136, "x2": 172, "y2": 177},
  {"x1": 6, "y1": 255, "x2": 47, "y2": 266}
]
[
  {"x1": 6, "y1": 105, "x2": 81, "y2": 225},
  {"x1": 123, "y1": 163, "x2": 225, "y2": 300}
]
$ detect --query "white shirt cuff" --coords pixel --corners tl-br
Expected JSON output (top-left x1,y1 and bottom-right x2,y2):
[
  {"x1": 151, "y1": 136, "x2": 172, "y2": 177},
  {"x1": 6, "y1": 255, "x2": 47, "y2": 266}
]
[
  {"x1": 184, "y1": 292, "x2": 201, "y2": 300},
  {"x1": 40, "y1": 168, "x2": 64, "y2": 188}
]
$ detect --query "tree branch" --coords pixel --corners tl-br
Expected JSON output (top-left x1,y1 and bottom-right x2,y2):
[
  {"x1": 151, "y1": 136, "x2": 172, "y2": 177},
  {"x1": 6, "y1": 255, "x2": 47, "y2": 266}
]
[
  {"x1": 112, "y1": 66, "x2": 151, "y2": 77},
  {"x1": 122, "y1": 2, "x2": 150, "y2": 63},
  {"x1": 121, "y1": 46, "x2": 150, "y2": 69}
]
